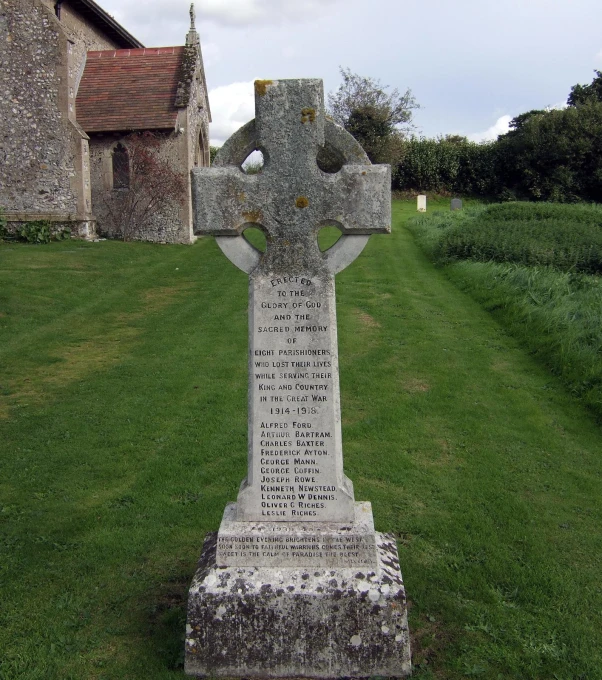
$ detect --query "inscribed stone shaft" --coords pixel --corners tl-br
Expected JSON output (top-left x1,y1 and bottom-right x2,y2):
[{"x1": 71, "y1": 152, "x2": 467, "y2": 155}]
[{"x1": 192, "y1": 79, "x2": 390, "y2": 528}]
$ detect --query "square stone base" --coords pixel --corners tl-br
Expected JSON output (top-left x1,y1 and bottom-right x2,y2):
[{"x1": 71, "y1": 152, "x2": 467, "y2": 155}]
[{"x1": 185, "y1": 532, "x2": 411, "y2": 678}]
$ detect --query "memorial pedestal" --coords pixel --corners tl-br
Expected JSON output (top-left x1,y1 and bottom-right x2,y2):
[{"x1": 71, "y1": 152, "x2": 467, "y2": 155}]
[{"x1": 185, "y1": 532, "x2": 411, "y2": 679}]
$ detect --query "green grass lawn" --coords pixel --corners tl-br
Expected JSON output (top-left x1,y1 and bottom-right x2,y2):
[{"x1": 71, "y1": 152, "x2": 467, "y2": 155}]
[{"x1": 1, "y1": 202, "x2": 602, "y2": 679}]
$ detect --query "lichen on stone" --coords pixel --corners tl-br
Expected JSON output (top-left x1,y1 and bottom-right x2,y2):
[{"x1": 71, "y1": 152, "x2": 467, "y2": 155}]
[
  {"x1": 243, "y1": 209, "x2": 262, "y2": 223},
  {"x1": 254, "y1": 80, "x2": 273, "y2": 97},
  {"x1": 295, "y1": 196, "x2": 309, "y2": 209},
  {"x1": 301, "y1": 107, "x2": 316, "y2": 124},
  {"x1": 175, "y1": 44, "x2": 199, "y2": 107}
]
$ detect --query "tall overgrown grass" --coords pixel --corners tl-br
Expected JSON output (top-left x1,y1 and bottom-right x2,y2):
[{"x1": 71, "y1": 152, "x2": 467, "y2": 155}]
[
  {"x1": 408, "y1": 202, "x2": 602, "y2": 418},
  {"x1": 412, "y1": 202, "x2": 602, "y2": 273}
]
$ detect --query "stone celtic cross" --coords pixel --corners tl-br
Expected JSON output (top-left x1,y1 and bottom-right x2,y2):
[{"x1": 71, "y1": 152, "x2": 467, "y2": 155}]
[
  {"x1": 192, "y1": 79, "x2": 390, "y2": 526},
  {"x1": 186, "y1": 82, "x2": 411, "y2": 675}
]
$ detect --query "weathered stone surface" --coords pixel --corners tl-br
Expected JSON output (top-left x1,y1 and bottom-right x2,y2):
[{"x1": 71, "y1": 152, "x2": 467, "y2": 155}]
[
  {"x1": 417, "y1": 194, "x2": 427, "y2": 212},
  {"x1": 241, "y1": 270, "x2": 355, "y2": 523},
  {"x1": 216, "y1": 501, "x2": 378, "y2": 568},
  {"x1": 0, "y1": 0, "x2": 101, "y2": 221},
  {"x1": 451, "y1": 197, "x2": 463, "y2": 211},
  {"x1": 85, "y1": 28, "x2": 211, "y2": 244},
  {"x1": 202, "y1": 118, "x2": 374, "y2": 275},
  {"x1": 191, "y1": 80, "x2": 391, "y2": 276},
  {"x1": 88, "y1": 128, "x2": 205, "y2": 244},
  {"x1": 187, "y1": 79, "x2": 411, "y2": 677},
  {"x1": 191, "y1": 79, "x2": 390, "y2": 525},
  {"x1": 185, "y1": 532, "x2": 411, "y2": 678},
  {"x1": 3, "y1": 213, "x2": 96, "y2": 239}
]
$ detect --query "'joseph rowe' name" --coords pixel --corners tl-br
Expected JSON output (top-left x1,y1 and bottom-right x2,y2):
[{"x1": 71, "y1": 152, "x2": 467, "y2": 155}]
[{"x1": 254, "y1": 420, "x2": 337, "y2": 517}]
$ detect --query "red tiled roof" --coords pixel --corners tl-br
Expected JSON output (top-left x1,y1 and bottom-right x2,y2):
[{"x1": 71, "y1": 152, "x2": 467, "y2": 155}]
[{"x1": 76, "y1": 47, "x2": 185, "y2": 132}]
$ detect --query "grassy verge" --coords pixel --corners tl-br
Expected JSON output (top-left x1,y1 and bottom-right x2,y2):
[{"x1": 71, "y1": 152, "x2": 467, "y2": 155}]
[
  {"x1": 407, "y1": 201, "x2": 602, "y2": 419},
  {"x1": 412, "y1": 201, "x2": 602, "y2": 273},
  {"x1": 1, "y1": 208, "x2": 602, "y2": 678}
]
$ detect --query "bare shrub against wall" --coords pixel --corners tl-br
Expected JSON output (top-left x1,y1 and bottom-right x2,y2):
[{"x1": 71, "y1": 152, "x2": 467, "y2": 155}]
[{"x1": 101, "y1": 132, "x2": 186, "y2": 241}]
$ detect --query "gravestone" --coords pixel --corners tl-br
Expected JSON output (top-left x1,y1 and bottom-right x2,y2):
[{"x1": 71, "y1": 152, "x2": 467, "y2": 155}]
[
  {"x1": 451, "y1": 198, "x2": 463, "y2": 211},
  {"x1": 185, "y1": 79, "x2": 411, "y2": 678},
  {"x1": 417, "y1": 194, "x2": 427, "y2": 212}
]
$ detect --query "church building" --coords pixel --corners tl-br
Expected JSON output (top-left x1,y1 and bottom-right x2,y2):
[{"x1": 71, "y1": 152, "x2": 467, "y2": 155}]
[{"x1": 1, "y1": 0, "x2": 211, "y2": 243}]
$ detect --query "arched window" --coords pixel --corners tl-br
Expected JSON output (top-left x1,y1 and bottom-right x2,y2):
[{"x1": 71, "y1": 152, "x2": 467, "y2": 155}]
[
  {"x1": 195, "y1": 126, "x2": 210, "y2": 167},
  {"x1": 112, "y1": 143, "x2": 130, "y2": 189}
]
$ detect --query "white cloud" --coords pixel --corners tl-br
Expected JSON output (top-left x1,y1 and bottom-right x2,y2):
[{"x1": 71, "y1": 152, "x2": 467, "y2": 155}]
[
  {"x1": 596, "y1": 48, "x2": 602, "y2": 64},
  {"x1": 201, "y1": 0, "x2": 263, "y2": 25},
  {"x1": 201, "y1": 0, "x2": 340, "y2": 26},
  {"x1": 102, "y1": 0, "x2": 341, "y2": 31},
  {"x1": 208, "y1": 81, "x2": 255, "y2": 146},
  {"x1": 465, "y1": 104, "x2": 568, "y2": 143},
  {"x1": 466, "y1": 115, "x2": 512, "y2": 142},
  {"x1": 546, "y1": 100, "x2": 568, "y2": 111}
]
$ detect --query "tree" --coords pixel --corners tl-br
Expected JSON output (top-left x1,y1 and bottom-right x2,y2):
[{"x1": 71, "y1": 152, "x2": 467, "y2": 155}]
[
  {"x1": 443, "y1": 134, "x2": 469, "y2": 145},
  {"x1": 101, "y1": 132, "x2": 186, "y2": 241},
  {"x1": 568, "y1": 70, "x2": 602, "y2": 107},
  {"x1": 327, "y1": 67, "x2": 419, "y2": 164},
  {"x1": 495, "y1": 102, "x2": 602, "y2": 202},
  {"x1": 210, "y1": 145, "x2": 220, "y2": 164},
  {"x1": 507, "y1": 109, "x2": 547, "y2": 132}
]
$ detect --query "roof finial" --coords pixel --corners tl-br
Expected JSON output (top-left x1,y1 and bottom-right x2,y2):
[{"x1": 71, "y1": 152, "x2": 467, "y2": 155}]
[{"x1": 186, "y1": 2, "x2": 199, "y2": 46}]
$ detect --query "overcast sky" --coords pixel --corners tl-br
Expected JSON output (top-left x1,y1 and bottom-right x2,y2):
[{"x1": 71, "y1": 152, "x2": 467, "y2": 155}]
[{"x1": 99, "y1": 0, "x2": 602, "y2": 147}]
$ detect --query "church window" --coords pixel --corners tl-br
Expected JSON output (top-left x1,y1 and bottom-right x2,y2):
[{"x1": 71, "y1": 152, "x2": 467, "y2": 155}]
[
  {"x1": 112, "y1": 143, "x2": 130, "y2": 189},
  {"x1": 195, "y1": 126, "x2": 210, "y2": 167}
]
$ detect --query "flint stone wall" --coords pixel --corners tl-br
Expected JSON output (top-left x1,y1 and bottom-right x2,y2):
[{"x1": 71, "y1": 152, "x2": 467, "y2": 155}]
[
  {"x1": 1, "y1": 0, "x2": 209, "y2": 243},
  {"x1": 0, "y1": 0, "x2": 117, "y2": 222},
  {"x1": 39, "y1": 0, "x2": 117, "y2": 120},
  {"x1": 3, "y1": 214, "x2": 94, "y2": 239},
  {"x1": 88, "y1": 53, "x2": 210, "y2": 244},
  {"x1": 182, "y1": 50, "x2": 211, "y2": 242},
  {"x1": 89, "y1": 131, "x2": 188, "y2": 243}
]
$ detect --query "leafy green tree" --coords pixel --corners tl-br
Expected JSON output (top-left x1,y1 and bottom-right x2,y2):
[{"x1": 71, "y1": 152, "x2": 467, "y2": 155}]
[
  {"x1": 210, "y1": 146, "x2": 221, "y2": 165},
  {"x1": 327, "y1": 67, "x2": 419, "y2": 164},
  {"x1": 568, "y1": 70, "x2": 602, "y2": 106},
  {"x1": 496, "y1": 102, "x2": 602, "y2": 202},
  {"x1": 507, "y1": 110, "x2": 547, "y2": 131},
  {"x1": 390, "y1": 71, "x2": 602, "y2": 202},
  {"x1": 443, "y1": 134, "x2": 469, "y2": 145}
]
